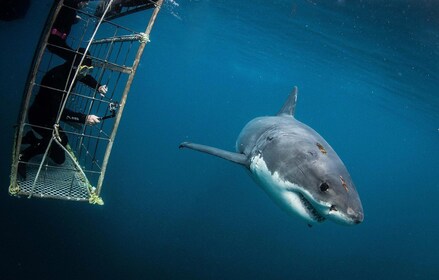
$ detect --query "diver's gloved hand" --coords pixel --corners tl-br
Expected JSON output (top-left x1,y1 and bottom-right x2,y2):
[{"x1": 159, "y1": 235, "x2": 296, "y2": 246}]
[
  {"x1": 98, "y1": 85, "x2": 108, "y2": 97},
  {"x1": 86, "y1": 115, "x2": 101, "y2": 126}
]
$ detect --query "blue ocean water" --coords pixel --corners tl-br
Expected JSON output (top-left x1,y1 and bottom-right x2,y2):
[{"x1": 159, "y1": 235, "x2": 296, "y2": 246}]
[{"x1": 1, "y1": 0, "x2": 438, "y2": 279}]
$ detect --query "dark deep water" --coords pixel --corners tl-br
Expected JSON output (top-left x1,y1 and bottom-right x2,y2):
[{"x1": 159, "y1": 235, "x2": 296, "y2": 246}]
[{"x1": 1, "y1": 0, "x2": 438, "y2": 279}]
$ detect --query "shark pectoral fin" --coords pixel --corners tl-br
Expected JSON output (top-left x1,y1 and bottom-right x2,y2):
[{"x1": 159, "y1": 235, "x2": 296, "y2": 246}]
[{"x1": 179, "y1": 142, "x2": 248, "y2": 166}]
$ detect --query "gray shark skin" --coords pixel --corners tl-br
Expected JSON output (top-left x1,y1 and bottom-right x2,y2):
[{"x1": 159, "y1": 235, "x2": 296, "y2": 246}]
[{"x1": 180, "y1": 87, "x2": 364, "y2": 226}]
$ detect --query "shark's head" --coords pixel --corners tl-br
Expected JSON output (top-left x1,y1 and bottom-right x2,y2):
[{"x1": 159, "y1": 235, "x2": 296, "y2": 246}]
[
  {"x1": 288, "y1": 156, "x2": 364, "y2": 226},
  {"x1": 293, "y1": 139, "x2": 364, "y2": 225},
  {"x1": 248, "y1": 124, "x2": 364, "y2": 226},
  {"x1": 244, "y1": 87, "x2": 364, "y2": 226}
]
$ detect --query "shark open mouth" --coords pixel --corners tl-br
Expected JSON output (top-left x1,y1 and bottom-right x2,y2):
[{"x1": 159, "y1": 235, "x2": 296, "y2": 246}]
[{"x1": 298, "y1": 193, "x2": 326, "y2": 223}]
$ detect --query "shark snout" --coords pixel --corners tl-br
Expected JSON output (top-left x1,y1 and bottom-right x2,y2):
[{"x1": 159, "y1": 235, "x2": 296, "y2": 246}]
[
  {"x1": 327, "y1": 205, "x2": 364, "y2": 225},
  {"x1": 347, "y1": 207, "x2": 364, "y2": 224}
]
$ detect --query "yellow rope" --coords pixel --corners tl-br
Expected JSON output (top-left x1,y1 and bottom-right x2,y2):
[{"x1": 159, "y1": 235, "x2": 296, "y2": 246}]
[
  {"x1": 9, "y1": 183, "x2": 20, "y2": 195},
  {"x1": 89, "y1": 193, "x2": 104, "y2": 205},
  {"x1": 65, "y1": 144, "x2": 104, "y2": 206},
  {"x1": 139, "y1": 32, "x2": 150, "y2": 43}
]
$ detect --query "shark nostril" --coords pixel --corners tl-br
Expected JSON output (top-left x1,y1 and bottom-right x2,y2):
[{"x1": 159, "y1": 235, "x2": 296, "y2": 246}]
[
  {"x1": 330, "y1": 205, "x2": 337, "y2": 212},
  {"x1": 347, "y1": 207, "x2": 355, "y2": 216}
]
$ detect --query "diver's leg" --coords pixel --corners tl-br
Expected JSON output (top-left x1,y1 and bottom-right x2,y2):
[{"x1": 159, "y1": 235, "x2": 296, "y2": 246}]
[
  {"x1": 17, "y1": 139, "x2": 46, "y2": 180},
  {"x1": 21, "y1": 130, "x2": 39, "y2": 145},
  {"x1": 47, "y1": 35, "x2": 75, "y2": 61},
  {"x1": 17, "y1": 127, "x2": 69, "y2": 179},
  {"x1": 48, "y1": 129, "x2": 68, "y2": 165}
]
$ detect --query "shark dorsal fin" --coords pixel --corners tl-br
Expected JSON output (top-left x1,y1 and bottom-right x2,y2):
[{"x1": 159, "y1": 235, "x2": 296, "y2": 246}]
[{"x1": 277, "y1": 86, "x2": 298, "y2": 117}]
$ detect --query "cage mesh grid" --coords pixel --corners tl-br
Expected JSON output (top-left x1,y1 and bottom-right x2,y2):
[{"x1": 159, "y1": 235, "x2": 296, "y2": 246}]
[{"x1": 15, "y1": 155, "x2": 90, "y2": 201}]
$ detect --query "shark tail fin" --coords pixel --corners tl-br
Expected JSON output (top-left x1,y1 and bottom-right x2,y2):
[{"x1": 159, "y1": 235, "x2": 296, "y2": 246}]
[
  {"x1": 277, "y1": 86, "x2": 298, "y2": 117},
  {"x1": 179, "y1": 142, "x2": 248, "y2": 166}
]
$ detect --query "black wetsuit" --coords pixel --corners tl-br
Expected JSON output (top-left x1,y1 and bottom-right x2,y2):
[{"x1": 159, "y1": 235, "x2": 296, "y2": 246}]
[
  {"x1": 47, "y1": 0, "x2": 82, "y2": 61},
  {"x1": 21, "y1": 62, "x2": 100, "y2": 166},
  {"x1": 120, "y1": 0, "x2": 158, "y2": 7},
  {"x1": 96, "y1": 0, "x2": 157, "y2": 17}
]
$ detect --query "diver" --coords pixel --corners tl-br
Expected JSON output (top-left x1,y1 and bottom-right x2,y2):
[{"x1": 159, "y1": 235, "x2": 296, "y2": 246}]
[
  {"x1": 18, "y1": 48, "x2": 108, "y2": 179},
  {"x1": 47, "y1": 0, "x2": 89, "y2": 61}
]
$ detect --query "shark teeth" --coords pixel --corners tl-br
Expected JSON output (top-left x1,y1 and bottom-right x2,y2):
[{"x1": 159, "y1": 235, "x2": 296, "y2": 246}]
[{"x1": 298, "y1": 193, "x2": 326, "y2": 223}]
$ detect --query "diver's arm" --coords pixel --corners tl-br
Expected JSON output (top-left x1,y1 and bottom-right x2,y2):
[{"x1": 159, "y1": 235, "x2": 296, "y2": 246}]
[
  {"x1": 61, "y1": 108, "x2": 87, "y2": 123},
  {"x1": 81, "y1": 75, "x2": 108, "y2": 96},
  {"x1": 61, "y1": 109, "x2": 100, "y2": 126},
  {"x1": 80, "y1": 74, "x2": 100, "y2": 90}
]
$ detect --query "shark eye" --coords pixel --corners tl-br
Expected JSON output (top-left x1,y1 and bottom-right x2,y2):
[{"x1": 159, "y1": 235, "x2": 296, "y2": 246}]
[{"x1": 320, "y1": 182, "x2": 329, "y2": 192}]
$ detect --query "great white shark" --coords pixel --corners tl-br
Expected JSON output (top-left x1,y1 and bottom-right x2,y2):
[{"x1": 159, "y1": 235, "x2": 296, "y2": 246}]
[{"x1": 180, "y1": 87, "x2": 364, "y2": 226}]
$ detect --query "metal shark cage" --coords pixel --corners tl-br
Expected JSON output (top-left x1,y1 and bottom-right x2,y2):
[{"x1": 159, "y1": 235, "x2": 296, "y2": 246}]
[{"x1": 9, "y1": 0, "x2": 163, "y2": 204}]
